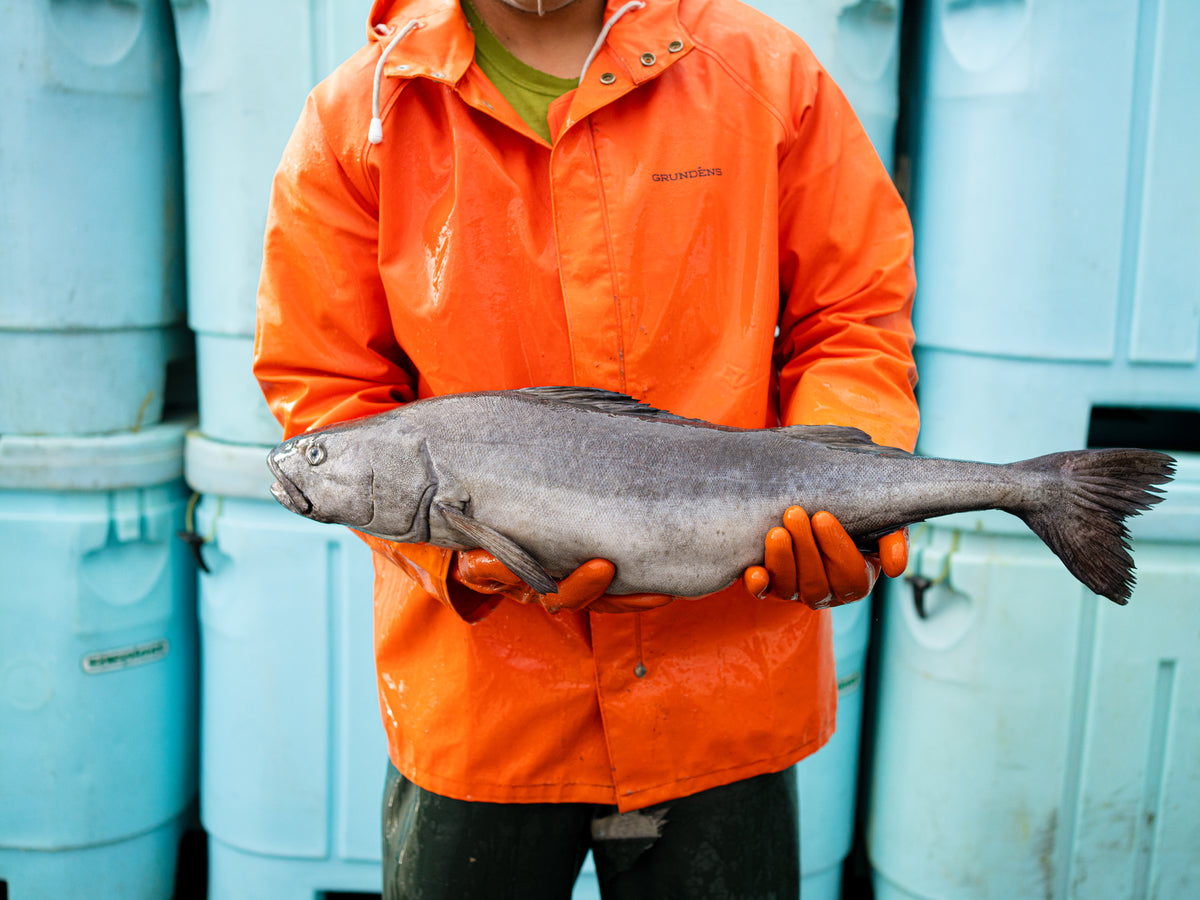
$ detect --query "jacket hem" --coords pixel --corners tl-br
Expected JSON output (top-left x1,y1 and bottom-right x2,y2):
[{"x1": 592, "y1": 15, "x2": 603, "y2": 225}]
[
  {"x1": 608, "y1": 726, "x2": 835, "y2": 813},
  {"x1": 388, "y1": 724, "x2": 834, "y2": 813}
]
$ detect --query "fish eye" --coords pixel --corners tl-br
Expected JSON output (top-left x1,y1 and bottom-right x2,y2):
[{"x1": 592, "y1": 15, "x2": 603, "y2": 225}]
[{"x1": 305, "y1": 443, "x2": 327, "y2": 466}]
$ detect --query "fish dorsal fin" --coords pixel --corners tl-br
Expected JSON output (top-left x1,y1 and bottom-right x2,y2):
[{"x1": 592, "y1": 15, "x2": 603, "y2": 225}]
[
  {"x1": 516, "y1": 388, "x2": 913, "y2": 453},
  {"x1": 778, "y1": 423, "x2": 912, "y2": 457},
  {"x1": 515, "y1": 386, "x2": 729, "y2": 429}
]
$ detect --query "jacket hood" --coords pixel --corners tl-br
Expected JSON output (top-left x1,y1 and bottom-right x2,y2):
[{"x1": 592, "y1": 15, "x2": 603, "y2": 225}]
[
  {"x1": 364, "y1": 0, "x2": 690, "y2": 86},
  {"x1": 361, "y1": 0, "x2": 693, "y2": 144}
]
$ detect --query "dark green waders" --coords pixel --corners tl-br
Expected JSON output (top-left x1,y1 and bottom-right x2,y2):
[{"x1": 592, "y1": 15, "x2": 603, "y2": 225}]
[{"x1": 382, "y1": 763, "x2": 800, "y2": 900}]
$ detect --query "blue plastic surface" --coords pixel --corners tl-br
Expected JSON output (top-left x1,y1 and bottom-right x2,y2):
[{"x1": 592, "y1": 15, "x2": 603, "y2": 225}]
[
  {"x1": 171, "y1": 0, "x2": 367, "y2": 444},
  {"x1": 0, "y1": 817, "x2": 188, "y2": 900},
  {"x1": 796, "y1": 599, "x2": 872, "y2": 899},
  {"x1": 193, "y1": 446, "x2": 385, "y2": 899},
  {"x1": 868, "y1": 453, "x2": 1200, "y2": 899},
  {"x1": 207, "y1": 838, "x2": 383, "y2": 900},
  {"x1": 0, "y1": 419, "x2": 190, "y2": 491},
  {"x1": 0, "y1": 0, "x2": 185, "y2": 436},
  {"x1": 0, "y1": 425, "x2": 197, "y2": 898},
  {"x1": 171, "y1": 0, "x2": 366, "y2": 338},
  {"x1": 195, "y1": 332, "x2": 284, "y2": 446},
  {"x1": 183, "y1": 431, "x2": 276, "y2": 501},
  {"x1": 914, "y1": 348, "x2": 1200, "y2": 464},
  {"x1": 908, "y1": 0, "x2": 1200, "y2": 458}
]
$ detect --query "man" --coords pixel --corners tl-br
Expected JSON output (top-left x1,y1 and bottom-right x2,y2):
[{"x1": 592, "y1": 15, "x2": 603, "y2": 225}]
[{"x1": 254, "y1": 0, "x2": 918, "y2": 896}]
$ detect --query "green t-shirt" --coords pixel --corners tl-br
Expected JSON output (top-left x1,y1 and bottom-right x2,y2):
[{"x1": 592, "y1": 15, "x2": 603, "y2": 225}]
[{"x1": 461, "y1": 0, "x2": 579, "y2": 143}]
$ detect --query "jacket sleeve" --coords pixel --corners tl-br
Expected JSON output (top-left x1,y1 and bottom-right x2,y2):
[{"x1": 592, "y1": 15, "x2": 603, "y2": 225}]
[
  {"x1": 254, "y1": 93, "x2": 478, "y2": 619},
  {"x1": 774, "y1": 61, "x2": 919, "y2": 454}
]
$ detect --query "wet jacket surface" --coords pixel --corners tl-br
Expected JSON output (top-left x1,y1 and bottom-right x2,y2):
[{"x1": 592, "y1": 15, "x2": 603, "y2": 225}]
[{"x1": 254, "y1": 0, "x2": 919, "y2": 811}]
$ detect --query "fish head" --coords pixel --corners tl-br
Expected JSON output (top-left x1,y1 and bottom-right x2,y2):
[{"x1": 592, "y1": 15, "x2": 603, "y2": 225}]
[
  {"x1": 267, "y1": 418, "x2": 435, "y2": 542},
  {"x1": 267, "y1": 429, "x2": 377, "y2": 528}
]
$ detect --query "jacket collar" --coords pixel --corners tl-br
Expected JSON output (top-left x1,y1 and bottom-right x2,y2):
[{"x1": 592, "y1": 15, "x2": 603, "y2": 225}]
[{"x1": 366, "y1": 0, "x2": 693, "y2": 92}]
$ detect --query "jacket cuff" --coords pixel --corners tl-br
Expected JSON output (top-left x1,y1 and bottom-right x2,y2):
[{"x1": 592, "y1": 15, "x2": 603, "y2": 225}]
[{"x1": 351, "y1": 531, "x2": 502, "y2": 623}]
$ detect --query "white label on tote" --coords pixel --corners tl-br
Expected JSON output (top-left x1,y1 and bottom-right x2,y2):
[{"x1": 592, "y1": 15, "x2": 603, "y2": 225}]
[{"x1": 82, "y1": 639, "x2": 170, "y2": 674}]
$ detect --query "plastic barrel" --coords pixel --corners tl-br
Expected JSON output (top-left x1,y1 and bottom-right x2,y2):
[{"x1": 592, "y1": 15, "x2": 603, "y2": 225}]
[
  {"x1": 0, "y1": 421, "x2": 198, "y2": 900},
  {"x1": 171, "y1": 0, "x2": 367, "y2": 445},
  {"x1": 0, "y1": 0, "x2": 185, "y2": 436},
  {"x1": 868, "y1": 453, "x2": 1200, "y2": 899},
  {"x1": 795, "y1": 600, "x2": 873, "y2": 900},
  {"x1": 186, "y1": 433, "x2": 386, "y2": 898},
  {"x1": 907, "y1": 0, "x2": 1200, "y2": 461}
]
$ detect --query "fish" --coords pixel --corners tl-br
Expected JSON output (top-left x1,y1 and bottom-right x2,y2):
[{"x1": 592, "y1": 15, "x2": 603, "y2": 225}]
[{"x1": 266, "y1": 386, "x2": 1175, "y2": 604}]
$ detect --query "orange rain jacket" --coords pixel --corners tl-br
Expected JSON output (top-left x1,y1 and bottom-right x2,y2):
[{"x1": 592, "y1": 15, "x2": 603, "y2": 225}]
[{"x1": 254, "y1": 0, "x2": 919, "y2": 812}]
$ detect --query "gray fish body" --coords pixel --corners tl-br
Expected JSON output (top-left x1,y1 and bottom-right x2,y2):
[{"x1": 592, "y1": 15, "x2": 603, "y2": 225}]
[{"x1": 267, "y1": 387, "x2": 1175, "y2": 604}]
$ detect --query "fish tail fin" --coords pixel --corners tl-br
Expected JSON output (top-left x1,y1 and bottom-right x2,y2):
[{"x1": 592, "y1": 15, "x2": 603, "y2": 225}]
[{"x1": 1014, "y1": 449, "x2": 1175, "y2": 605}]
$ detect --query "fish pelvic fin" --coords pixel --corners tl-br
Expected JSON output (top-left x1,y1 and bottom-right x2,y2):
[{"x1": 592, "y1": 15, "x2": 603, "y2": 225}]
[
  {"x1": 1015, "y1": 449, "x2": 1176, "y2": 605},
  {"x1": 434, "y1": 502, "x2": 558, "y2": 595}
]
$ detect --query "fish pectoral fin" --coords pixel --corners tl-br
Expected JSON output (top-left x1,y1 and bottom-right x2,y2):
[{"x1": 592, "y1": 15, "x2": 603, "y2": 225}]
[{"x1": 434, "y1": 502, "x2": 558, "y2": 595}]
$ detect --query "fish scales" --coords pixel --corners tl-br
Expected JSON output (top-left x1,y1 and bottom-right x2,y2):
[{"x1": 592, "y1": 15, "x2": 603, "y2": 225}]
[
  {"x1": 267, "y1": 387, "x2": 1175, "y2": 604},
  {"x1": 410, "y1": 399, "x2": 985, "y2": 591}
]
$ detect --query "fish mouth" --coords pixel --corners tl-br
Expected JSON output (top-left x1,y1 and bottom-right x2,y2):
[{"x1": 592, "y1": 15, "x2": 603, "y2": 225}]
[{"x1": 268, "y1": 454, "x2": 312, "y2": 515}]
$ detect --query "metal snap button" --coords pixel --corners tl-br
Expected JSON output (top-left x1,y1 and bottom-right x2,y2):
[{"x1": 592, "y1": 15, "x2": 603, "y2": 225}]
[
  {"x1": 600, "y1": 72, "x2": 616, "y2": 84},
  {"x1": 668, "y1": 40, "x2": 683, "y2": 52},
  {"x1": 640, "y1": 52, "x2": 656, "y2": 66}
]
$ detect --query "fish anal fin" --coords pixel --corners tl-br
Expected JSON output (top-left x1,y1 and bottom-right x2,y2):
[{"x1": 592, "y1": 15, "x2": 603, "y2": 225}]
[
  {"x1": 434, "y1": 502, "x2": 558, "y2": 595},
  {"x1": 850, "y1": 520, "x2": 927, "y2": 555}
]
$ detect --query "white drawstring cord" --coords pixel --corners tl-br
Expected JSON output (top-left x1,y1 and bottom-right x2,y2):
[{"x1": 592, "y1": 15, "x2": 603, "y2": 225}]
[
  {"x1": 370, "y1": 19, "x2": 423, "y2": 144},
  {"x1": 578, "y1": 0, "x2": 646, "y2": 83}
]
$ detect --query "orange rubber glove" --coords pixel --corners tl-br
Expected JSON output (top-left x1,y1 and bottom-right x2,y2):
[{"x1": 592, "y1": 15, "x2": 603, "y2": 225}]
[
  {"x1": 450, "y1": 549, "x2": 678, "y2": 615},
  {"x1": 743, "y1": 507, "x2": 908, "y2": 609}
]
